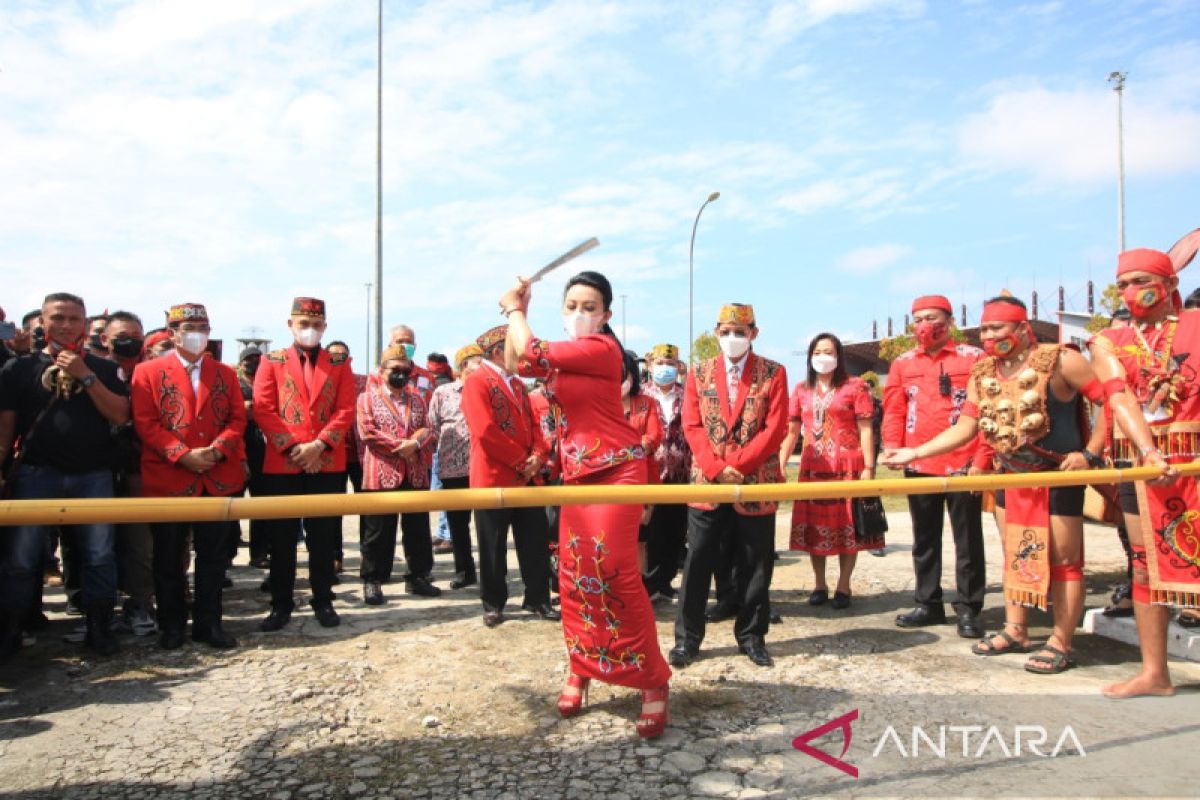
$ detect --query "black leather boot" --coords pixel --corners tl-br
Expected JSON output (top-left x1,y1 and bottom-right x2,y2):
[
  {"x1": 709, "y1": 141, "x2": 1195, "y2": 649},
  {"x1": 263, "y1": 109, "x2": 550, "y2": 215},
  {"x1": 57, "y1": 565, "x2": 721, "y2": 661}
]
[{"x1": 84, "y1": 603, "x2": 120, "y2": 656}]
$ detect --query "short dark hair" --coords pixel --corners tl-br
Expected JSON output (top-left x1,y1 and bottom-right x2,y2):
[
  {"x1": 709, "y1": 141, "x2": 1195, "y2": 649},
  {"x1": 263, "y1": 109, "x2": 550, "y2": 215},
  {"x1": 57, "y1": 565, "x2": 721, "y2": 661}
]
[
  {"x1": 983, "y1": 295, "x2": 1027, "y2": 312},
  {"x1": 43, "y1": 292, "x2": 85, "y2": 311},
  {"x1": 87, "y1": 314, "x2": 110, "y2": 326},
  {"x1": 1185, "y1": 288, "x2": 1200, "y2": 310},
  {"x1": 427, "y1": 352, "x2": 449, "y2": 364},
  {"x1": 327, "y1": 340, "x2": 349, "y2": 352},
  {"x1": 622, "y1": 349, "x2": 642, "y2": 397},
  {"x1": 21, "y1": 309, "x2": 40, "y2": 328},
  {"x1": 106, "y1": 310, "x2": 143, "y2": 329}
]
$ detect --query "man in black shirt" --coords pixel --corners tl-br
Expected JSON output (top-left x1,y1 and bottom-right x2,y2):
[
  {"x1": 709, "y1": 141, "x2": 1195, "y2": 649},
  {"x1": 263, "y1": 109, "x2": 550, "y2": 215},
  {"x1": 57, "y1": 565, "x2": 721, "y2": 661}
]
[{"x1": 0, "y1": 292, "x2": 130, "y2": 660}]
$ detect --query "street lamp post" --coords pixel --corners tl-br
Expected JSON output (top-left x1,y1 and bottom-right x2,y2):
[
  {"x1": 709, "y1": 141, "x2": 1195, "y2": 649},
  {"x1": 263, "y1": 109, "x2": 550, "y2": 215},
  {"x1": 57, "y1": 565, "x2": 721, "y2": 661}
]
[
  {"x1": 1108, "y1": 71, "x2": 1127, "y2": 254},
  {"x1": 373, "y1": 0, "x2": 384, "y2": 361},
  {"x1": 688, "y1": 191, "x2": 720, "y2": 365}
]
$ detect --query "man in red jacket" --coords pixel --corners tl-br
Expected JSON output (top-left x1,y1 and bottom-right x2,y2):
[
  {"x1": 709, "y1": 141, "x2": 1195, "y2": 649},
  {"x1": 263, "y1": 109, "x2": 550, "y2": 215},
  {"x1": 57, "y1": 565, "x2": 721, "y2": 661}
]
[
  {"x1": 881, "y1": 295, "x2": 989, "y2": 638},
  {"x1": 461, "y1": 324, "x2": 558, "y2": 628},
  {"x1": 131, "y1": 303, "x2": 246, "y2": 649},
  {"x1": 253, "y1": 297, "x2": 357, "y2": 631},
  {"x1": 671, "y1": 303, "x2": 789, "y2": 668}
]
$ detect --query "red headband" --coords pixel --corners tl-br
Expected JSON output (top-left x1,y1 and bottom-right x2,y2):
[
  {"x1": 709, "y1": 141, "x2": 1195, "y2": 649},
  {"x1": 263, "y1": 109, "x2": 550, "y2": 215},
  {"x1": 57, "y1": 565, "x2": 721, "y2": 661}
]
[
  {"x1": 980, "y1": 302, "x2": 1028, "y2": 324},
  {"x1": 1117, "y1": 248, "x2": 1173, "y2": 278},
  {"x1": 911, "y1": 295, "x2": 952, "y2": 315}
]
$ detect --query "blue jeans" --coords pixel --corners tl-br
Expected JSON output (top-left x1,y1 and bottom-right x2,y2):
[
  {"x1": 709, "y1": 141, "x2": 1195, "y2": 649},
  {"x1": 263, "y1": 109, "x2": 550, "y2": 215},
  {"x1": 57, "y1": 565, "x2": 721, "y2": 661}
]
[
  {"x1": 430, "y1": 452, "x2": 450, "y2": 541},
  {"x1": 1, "y1": 464, "x2": 117, "y2": 614}
]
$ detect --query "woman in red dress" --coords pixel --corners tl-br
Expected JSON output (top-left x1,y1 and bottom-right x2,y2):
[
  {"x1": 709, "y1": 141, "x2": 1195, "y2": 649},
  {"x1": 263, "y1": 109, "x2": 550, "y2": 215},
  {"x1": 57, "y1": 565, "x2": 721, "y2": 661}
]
[
  {"x1": 620, "y1": 350, "x2": 665, "y2": 576},
  {"x1": 779, "y1": 333, "x2": 879, "y2": 610},
  {"x1": 501, "y1": 271, "x2": 671, "y2": 739}
]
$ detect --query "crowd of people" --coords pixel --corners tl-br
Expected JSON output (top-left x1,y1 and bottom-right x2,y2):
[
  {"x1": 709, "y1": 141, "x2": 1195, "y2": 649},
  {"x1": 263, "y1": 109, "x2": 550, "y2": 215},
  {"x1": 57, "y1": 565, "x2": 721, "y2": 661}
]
[{"x1": 1, "y1": 230, "x2": 1198, "y2": 736}]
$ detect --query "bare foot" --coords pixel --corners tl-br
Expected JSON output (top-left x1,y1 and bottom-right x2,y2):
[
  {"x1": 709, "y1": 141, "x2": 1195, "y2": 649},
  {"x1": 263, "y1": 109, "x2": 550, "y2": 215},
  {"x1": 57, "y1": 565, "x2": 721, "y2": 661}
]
[{"x1": 1101, "y1": 672, "x2": 1175, "y2": 699}]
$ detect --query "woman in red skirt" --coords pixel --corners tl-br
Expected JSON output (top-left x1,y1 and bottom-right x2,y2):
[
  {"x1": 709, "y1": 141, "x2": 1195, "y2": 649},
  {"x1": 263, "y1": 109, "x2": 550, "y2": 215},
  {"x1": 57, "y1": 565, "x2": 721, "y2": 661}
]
[
  {"x1": 779, "y1": 333, "x2": 880, "y2": 610},
  {"x1": 501, "y1": 270, "x2": 671, "y2": 739}
]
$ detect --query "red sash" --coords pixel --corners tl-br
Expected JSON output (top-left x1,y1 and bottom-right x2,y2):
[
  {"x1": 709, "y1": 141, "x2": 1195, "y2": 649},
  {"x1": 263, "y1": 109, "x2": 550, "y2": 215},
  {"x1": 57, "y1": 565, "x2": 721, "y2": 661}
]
[
  {"x1": 1003, "y1": 486, "x2": 1052, "y2": 610},
  {"x1": 1136, "y1": 476, "x2": 1200, "y2": 608}
]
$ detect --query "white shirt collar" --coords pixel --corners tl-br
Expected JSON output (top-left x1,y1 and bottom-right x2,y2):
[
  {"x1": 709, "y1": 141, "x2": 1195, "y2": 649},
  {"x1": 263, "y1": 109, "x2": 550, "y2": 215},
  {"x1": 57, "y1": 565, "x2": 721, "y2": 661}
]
[
  {"x1": 174, "y1": 350, "x2": 205, "y2": 370},
  {"x1": 481, "y1": 358, "x2": 514, "y2": 382}
]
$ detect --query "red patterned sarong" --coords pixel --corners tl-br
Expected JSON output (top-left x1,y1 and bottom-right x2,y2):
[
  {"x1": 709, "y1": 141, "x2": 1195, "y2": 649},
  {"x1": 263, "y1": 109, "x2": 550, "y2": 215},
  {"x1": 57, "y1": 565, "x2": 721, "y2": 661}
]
[
  {"x1": 1136, "y1": 475, "x2": 1200, "y2": 608},
  {"x1": 559, "y1": 459, "x2": 671, "y2": 689}
]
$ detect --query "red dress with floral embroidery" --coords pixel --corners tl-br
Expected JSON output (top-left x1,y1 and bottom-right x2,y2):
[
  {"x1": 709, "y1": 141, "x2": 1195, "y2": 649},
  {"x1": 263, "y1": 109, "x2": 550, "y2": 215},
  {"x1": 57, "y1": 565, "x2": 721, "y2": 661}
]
[
  {"x1": 520, "y1": 334, "x2": 671, "y2": 690},
  {"x1": 788, "y1": 377, "x2": 882, "y2": 554}
]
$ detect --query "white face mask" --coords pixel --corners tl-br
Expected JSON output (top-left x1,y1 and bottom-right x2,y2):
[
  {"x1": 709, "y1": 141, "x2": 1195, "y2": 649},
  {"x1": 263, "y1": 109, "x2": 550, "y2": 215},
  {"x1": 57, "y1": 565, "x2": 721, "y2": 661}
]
[
  {"x1": 811, "y1": 354, "x2": 838, "y2": 374},
  {"x1": 718, "y1": 334, "x2": 750, "y2": 359},
  {"x1": 294, "y1": 327, "x2": 322, "y2": 348},
  {"x1": 179, "y1": 331, "x2": 209, "y2": 355},
  {"x1": 563, "y1": 311, "x2": 599, "y2": 340}
]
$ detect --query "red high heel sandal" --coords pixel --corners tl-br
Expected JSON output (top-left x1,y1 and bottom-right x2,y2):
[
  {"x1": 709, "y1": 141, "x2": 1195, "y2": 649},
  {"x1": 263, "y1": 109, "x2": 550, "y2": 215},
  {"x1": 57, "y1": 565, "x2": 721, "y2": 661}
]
[
  {"x1": 636, "y1": 684, "x2": 670, "y2": 739},
  {"x1": 557, "y1": 673, "x2": 590, "y2": 718}
]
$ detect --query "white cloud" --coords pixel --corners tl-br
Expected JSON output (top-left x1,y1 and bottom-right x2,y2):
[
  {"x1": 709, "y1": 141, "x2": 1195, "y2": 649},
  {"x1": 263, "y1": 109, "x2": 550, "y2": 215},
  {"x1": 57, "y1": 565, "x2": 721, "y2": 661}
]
[{"x1": 837, "y1": 243, "x2": 915, "y2": 274}]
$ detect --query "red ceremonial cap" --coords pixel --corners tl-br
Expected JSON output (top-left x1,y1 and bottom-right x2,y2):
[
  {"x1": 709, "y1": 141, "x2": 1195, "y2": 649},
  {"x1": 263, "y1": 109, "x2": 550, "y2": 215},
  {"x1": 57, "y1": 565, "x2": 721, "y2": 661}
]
[
  {"x1": 1117, "y1": 248, "x2": 1173, "y2": 279},
  {"x1": 911, "y1": 295, "x2": 952, "y2": 315}
]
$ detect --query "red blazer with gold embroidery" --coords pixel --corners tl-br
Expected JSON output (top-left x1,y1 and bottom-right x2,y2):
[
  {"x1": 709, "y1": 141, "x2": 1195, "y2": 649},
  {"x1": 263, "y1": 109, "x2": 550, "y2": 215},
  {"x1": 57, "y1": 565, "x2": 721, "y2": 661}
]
[
  {"x1": 461, "y1": 363, "x2": 548, "y2": 488},
  {"x1": 252, "y1": 345, "x2": 357, "y2": 474},
  {"x1": 682, "y1": 351, "x2": 789, "y2": 515},
  {"x1": 130, "y1": 353, "x2": 247, "y2": 497}
]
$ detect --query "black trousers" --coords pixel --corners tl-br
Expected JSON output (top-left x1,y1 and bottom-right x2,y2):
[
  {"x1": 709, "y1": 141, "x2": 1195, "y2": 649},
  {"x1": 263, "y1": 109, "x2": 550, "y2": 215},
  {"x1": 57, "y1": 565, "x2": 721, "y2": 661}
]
[
  {"x1": 151, "y1": 519, "x2": 231, "y2": 632},
  {"x1": 905, "y1": 474, "x2": 986, "y2": 615},
  {"x1": 675, "y1": 505, "x2": 775, "y2": 648},
  {"x1": 340, "y1": 463, "x2": 363, "y2": 562},
  {"x1": 473, "y1": 505, "x2": 551, "y2": 613},
  {"x1": 262, "y1": 472, "x2": 345, "y2": 611},
  {"x1": 359, "y1": 482, "x2": 434, "y2": 583},
  {"x1": 643, "y1": 502, "x2": 688, "y2": 594},
  {"x1": 440, "y1": 476, "x2": 476, "y2": 580}
]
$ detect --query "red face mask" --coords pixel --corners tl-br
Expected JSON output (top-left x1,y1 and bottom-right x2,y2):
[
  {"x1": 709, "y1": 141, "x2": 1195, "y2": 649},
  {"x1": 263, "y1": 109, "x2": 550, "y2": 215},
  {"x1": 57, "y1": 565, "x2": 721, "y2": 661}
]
[
  {"x1": 983, "y1": 331, "x2": 1021, "y2": 359},
  {"x1": 1122, "y1": 281, "x2": 1168, "y2": 319},
  {"x1": 913, "y1": 320, "x2": 948, "y2": 349}
]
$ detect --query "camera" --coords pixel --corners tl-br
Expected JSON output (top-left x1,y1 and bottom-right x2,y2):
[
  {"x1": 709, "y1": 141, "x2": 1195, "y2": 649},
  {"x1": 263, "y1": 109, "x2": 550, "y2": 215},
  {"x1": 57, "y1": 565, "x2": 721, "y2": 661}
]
[{"x1": 0, "y1": 321, "x2": 17, "y2": 341}]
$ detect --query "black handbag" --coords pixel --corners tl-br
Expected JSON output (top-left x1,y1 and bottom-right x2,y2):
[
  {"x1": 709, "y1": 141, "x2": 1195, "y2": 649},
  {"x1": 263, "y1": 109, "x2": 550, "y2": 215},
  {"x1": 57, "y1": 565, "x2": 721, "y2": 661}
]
[{"x1": 852, "y1": 495, "x2": 888, "y2": 544}]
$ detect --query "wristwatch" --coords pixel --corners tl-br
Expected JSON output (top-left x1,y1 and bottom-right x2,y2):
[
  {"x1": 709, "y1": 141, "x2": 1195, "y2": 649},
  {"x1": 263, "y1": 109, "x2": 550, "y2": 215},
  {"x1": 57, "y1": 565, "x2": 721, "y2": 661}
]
[
  {"x1": 79, "y1": 373, "x2": 97, "y2": 389},
  {"x1": 1081, "y1": 449, "x2": 1104, "y2": 469}
]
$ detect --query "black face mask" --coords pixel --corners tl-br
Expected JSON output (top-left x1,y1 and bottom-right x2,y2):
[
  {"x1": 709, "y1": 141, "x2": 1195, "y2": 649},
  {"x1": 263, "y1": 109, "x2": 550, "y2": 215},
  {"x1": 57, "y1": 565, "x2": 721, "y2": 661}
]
[
  {"x1": 32, "y1": 326, "x2": 46, "y2": 351},
  {"x1": 387, "y1": 370, "x2": 410, "y2": 389},
  {"x1": 110, "y1": 336, "x2": 144, "y2": 359},
  {"x1": 88, "y1": 333, "x2": 108, "y2": 352},
  {"x1": 243, "y1": 362, "x2": 259, "y2": 377}
]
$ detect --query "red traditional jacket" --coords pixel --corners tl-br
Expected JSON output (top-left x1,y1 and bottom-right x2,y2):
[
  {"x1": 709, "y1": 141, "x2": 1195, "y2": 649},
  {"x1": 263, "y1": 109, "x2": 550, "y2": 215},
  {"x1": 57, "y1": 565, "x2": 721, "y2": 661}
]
[
  {"x1": 682, "y1": 351, "x2": 789, "y2": 515},
  {"x1": 461, "y1": 361, "x2": 548, "y2": 488},
  {"x1": 252, "y1": 345, "x2": 357, "y2": 474},
  {"x1": 130, "y1": 353, "x2": 246, "y2": 497}
]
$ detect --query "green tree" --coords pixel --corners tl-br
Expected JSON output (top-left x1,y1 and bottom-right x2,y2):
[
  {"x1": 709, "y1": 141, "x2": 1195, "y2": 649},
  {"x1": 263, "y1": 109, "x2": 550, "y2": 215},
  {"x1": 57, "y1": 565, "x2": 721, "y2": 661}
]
[
  {"x1": 692, "y1": 332, "x2": 719, "y2": 364},
  {"x1": 1084, "y1": 283, "x2": 1122, "y2": 334},
  {"x1": 878, "y1": 326, "x2": 966, "y2": 362}
]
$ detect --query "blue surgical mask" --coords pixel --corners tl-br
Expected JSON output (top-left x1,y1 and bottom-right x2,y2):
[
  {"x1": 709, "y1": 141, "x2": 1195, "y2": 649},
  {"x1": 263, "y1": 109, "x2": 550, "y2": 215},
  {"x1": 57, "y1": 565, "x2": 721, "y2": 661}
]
[
  {"x1": 652, "y1": 364, "x2": 678, "y2": 385},
  {"x1": 402, "y1": 343, "x2": 416, "y2": 360}
]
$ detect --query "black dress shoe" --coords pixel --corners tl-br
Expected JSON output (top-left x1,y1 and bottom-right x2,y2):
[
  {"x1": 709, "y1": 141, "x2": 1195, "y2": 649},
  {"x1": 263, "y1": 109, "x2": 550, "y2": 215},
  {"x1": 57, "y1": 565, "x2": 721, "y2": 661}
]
[
  {"x1": 895, "y1": 606, "x2": 947, "y2": 628},
  {"x1": 311, "y1": 602, "x2": 340, "y2": 628},
  {"x1": 738, "y1": 637, "x2": 774, "y2": 667},
  {"x1": 407, "y1": 575, "x2": 442, "y2": 597},
  {"x1": 259, "y1": 608, "x2": 292, "y2": 632},
  {"x1": 522, "y1": 602, "x2": 561, "y2": 621},
  {"x1": 159, "y1": 628, "x2": 186, "y2": 650},
  {"x1": 705, "y1": 602, "x2": 739, "y2": 622},
  {"x1": 831, "y1": 591, "x2": 851, "y2": 610},
  {"x1": 363, "y1": 582, "x2": 385, "y2": 606},
  {"x1": 956, "y1": 611, "x2": 983, "y2": 639},
  {"x1": 193, "y1": 623, "x2": 238, "y2": 649},
  {"x1": 808, "y1": 589, "x2": 829, "y2": 606},
  {"x1": 483, "y1": 611, "x2": 504, "y2": 628},
  {"x1": 668, "y1": 644, "x2": 698, "y2": 667},
  {"x1": 449, "y1": 573, "x2": 477, "y2": 590}
]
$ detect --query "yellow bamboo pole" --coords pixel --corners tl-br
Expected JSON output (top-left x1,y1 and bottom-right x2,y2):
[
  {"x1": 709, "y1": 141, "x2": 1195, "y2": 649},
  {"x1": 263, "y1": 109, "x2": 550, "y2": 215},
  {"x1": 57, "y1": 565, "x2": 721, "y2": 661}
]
[{"x1": 1, "y1": 463, "x2": 1197, "y2": 527}]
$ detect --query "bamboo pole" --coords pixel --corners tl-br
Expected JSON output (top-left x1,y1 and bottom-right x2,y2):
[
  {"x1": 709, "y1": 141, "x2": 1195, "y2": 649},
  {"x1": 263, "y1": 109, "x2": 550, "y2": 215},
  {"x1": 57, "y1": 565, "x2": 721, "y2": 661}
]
[{"x1": 1, "y1": 463, "x2": 1196, "y2": 527}]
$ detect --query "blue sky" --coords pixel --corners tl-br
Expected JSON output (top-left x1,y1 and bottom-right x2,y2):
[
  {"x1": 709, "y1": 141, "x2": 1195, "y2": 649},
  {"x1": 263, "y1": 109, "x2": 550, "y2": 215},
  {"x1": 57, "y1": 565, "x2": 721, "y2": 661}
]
[{"x1": 3, "y1": 0, "x2": 1199, "y2": 383}]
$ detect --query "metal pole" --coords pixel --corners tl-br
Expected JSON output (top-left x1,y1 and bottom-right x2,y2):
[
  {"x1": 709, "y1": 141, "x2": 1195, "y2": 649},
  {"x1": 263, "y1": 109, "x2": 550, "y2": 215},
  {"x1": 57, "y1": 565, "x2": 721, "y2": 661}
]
[
  {"x1": 688, "y1": 191, "x2": 720, "y2": 364},
  {"x1": 1108, "y1": 71, "x2": 1127, "y2": 254},
  {"x1": 364, "y1": 282, "x2": 372, "y2": 367},
  {"x1": 373, "y1": 0, "x2": 384, "y2": 360}
]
